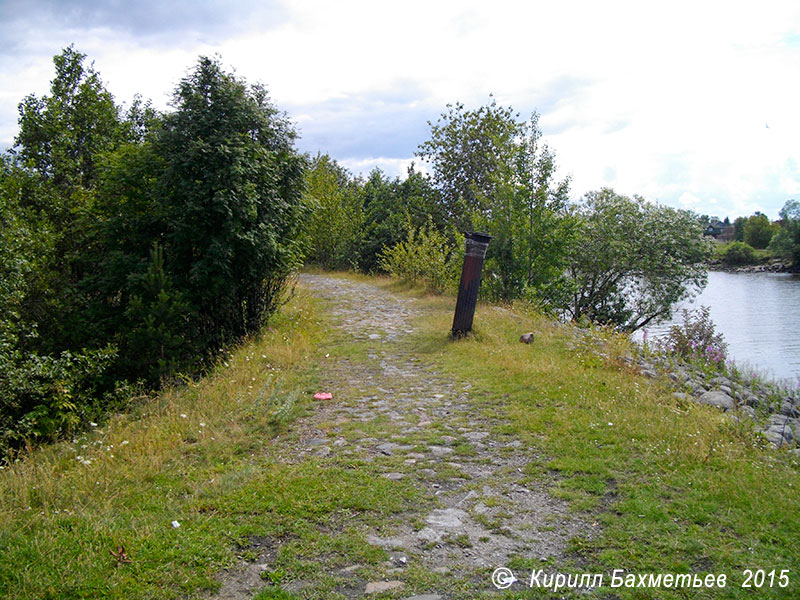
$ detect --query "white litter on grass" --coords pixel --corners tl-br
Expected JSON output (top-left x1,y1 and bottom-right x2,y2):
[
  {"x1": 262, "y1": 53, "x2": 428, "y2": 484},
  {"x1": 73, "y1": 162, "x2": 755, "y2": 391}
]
[
  {"x1": 180, "y1": 414, "x2": 187, "y2": 419},
  {"x1": 171, "y1": 520, "x2": 180, "y2": 528}
]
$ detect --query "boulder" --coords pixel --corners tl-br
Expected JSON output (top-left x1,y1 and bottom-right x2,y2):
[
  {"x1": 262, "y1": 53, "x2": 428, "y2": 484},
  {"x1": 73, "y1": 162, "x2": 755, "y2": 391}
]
[{"x1": 697, "y1": 391, "x2": 735, "y2": 411}]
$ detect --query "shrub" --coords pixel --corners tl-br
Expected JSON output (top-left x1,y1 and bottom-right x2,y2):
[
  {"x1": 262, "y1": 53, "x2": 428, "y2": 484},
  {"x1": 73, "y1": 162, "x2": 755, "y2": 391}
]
[
  {"x1": 721, "y1": 241, "x2": 756, "y2": 266},
  {"x1": 379, "y1": 222, "x2": 463, "y2": 294},
  {"x1": 0, "y1": 346, "x2": 118, "y2": 453},
  {"x1": 660, "y1": 306, "x2": 727, "y2": 366}
]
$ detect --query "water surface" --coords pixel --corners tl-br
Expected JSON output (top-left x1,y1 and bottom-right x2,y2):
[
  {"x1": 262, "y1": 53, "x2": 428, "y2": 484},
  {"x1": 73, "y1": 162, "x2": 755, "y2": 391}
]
[{"x1": 642, "y1": 271, "x2": 800, "y2": 383}]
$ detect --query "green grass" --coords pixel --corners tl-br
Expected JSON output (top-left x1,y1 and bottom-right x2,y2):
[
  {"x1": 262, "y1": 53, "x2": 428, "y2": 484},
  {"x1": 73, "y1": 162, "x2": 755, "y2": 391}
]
[
  {"x1": 712, "y1": 240, "x2": 774, "y2": 264},
  {"x1": 0, "y1": 287, "x2": 422, "y2": 599},
  {"x1": 406, "y1": 293, "x2": 800, "y2": 599},
  {"x1": 2, "y1": 273, "x2": 799, "y2": 599}
]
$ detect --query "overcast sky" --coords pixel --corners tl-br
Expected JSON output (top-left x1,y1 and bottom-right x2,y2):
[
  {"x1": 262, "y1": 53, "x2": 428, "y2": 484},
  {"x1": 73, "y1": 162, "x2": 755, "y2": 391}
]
[{"x1": 2, "y1": 0, "x2": 799, "y2": 219}]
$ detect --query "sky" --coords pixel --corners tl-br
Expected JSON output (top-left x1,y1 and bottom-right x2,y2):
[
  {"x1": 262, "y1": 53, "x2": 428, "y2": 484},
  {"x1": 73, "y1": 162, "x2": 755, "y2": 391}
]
[{"x1": 1, "y1": 0, "x2": 799, "y2": 220}]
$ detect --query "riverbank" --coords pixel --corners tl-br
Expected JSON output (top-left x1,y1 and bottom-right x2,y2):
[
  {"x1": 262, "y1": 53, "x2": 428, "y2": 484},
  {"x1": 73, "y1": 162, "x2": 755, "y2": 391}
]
[
  {"x1": 635, "y1": 349, "x2": 800, "y2": 450},
  {"x1": 1, "y1": 273, "x2": 798, "y2": 599},
  {"x1": 707, "y1": 257, "x2": 798, "y2": 273}
]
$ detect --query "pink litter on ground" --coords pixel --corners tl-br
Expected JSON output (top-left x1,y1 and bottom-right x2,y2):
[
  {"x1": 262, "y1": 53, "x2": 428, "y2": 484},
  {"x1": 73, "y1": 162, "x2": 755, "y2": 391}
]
[{"x1": 313, "y1": 392, "x2": 333, "y2": 400}]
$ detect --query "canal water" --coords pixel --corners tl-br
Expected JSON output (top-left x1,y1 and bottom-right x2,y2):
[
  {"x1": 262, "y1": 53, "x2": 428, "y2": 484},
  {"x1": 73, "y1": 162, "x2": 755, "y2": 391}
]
[{"x1": 640, "y1": 270, "x2": 800, "y2": 383}]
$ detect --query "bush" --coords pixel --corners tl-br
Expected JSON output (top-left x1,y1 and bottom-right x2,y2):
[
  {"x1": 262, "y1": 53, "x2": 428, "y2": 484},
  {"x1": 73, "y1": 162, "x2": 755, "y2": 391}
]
[
  {"x1": 660, "y1": 306, "x2": 727, "y2": 366},
  {"x1": 379, "y1": 222, "x2": 463, "y2": 293},
  {"x1": 0, "y1": 346, "x2": 118, "y2": 453},
  {"x1": 721, "y1": 241, "x2": 756, "y2": 266}
]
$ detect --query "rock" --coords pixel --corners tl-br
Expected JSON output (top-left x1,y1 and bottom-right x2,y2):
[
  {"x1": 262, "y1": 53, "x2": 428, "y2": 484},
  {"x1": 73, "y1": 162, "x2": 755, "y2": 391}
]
[
  {"x1": 763, "y1": 428, "x2": 788, "y2": 446},
  {"x1": 389, "y1": 552, "x2": 408, "y2": 566},
  {"x1": 697, "y1": 391, "x2": 735, "y2": 411},
  {"x1": 366, "y1": 580, "x2": 404, "y2": 594},
  {"x1": 367, "y1": 535, "x2": 407, "y2": 549},
  {"x1": 417, "y1": 527, "x2": 442, "y2": 542},
  {"x1": 780, "y1": 401, "x2": 799, "y2": 418},
  {"x1": 382, "y1": 472, "x2": 405, "y2": 480},
  {"x1": 768, "y1": 414, "x2": 791, "y2": 428},
  {"x1": 377, "y1": 442, "x2": 399, "y2": 455},
  {"x1": 426, "y1": 508, "x2": 467, "y2": 528},
  {"x1": 428, "y1": 445, "x2": 453, "y2": 456},
  {"x1": 519, "y1": 332, "x2": 535, "y2": 344},
  {"x1": 284, "y1": 579, "x2": 312, "y2": 592},
  {"x1": 673, "y1": 392, "x2": 689, "y2": 401},
  {"x1": 744, "y1": 393, "x2": 760, "y2": 407}
]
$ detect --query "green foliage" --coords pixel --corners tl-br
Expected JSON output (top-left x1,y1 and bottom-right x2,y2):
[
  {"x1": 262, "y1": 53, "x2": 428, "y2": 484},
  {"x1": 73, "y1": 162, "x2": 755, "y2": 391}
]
[
  {"x1": 566, "y1": 189, "x2": 713, "y2": 332},
  {"x1": 1, "y1": 50, "x2": 307, "y2": 452},
  {"x1": 721, "y1": 240, "x2": 757, "y2": 266},
  {"x1": 153, "y1": 56, "x2": 306, "y2": 350},
  {"x1": 733, "y1": 216, "x2": 746, "y2": 241},
  {"x1": 660, "y1": 306, "x2": 728, "y2": 366},
  {"x1": 120, "y1": 244, "x2": 194, "y2": 382},
  {"x1": 475, "y1": 113, "x2": 577, "y2": 305},
  {"x1": 419, "y1": 99, "x2": 576, "y2": 304},
  {"x1": 358, "y1": 166, "x2": 444, "y2": 273},
  {"x1": 0, "y1": 346, "x2": 117, "y2": 452},
  {"x1": 379, "y1": 221, "x2": 464, "y2": 293},
  {"x1": 742, "y1": 212, "x2": 777, "y2": 249},
  {"x1": 302, "y1": 154, "x2": 364, "y2": 270},
  {"x1": 416, "y1": 96, "x2": 525, "y2": 230},
  {"x1": 14, "y1": 45, "x2": 124, "y2": 196},
  {"x1": 768, "y1": 199, "x2": 800, "y2": 266}
]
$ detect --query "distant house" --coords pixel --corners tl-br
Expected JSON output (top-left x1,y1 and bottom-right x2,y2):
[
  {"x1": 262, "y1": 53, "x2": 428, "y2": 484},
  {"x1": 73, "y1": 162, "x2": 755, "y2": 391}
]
[
  {"x1": 704, "y1": 219, "x2": 726, "y2": 237},
  {"x1": 704, "y1": 219, "x2": 734, "y2": 240}
]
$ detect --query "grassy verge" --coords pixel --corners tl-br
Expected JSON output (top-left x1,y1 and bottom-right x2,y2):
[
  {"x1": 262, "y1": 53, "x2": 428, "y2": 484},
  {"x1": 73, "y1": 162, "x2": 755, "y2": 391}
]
[
  {"x1": 407, "y1": 293, "x2": 800, "y2": 598},
  {"x1": 0, "y1": 284, "x2": 422, "y2": 599}
]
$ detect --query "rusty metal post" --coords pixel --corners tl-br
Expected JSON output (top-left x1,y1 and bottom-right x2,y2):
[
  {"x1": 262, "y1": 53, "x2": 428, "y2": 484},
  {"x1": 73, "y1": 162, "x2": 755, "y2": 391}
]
[{"x1": 451, "y1": 232, "x2": 491, "y2": 337}]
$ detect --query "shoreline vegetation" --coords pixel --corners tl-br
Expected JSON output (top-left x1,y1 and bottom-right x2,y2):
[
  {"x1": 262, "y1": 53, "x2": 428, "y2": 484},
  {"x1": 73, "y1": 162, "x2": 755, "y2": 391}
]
[{"x1": 709, "y1": 240, "x2": 800, "y2": 274}]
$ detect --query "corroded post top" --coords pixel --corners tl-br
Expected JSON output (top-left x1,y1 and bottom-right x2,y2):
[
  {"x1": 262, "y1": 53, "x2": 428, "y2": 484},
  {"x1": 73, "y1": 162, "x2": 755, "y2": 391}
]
[{"x1": 464, "y1": 232, "x2": 492, "y2": 257}]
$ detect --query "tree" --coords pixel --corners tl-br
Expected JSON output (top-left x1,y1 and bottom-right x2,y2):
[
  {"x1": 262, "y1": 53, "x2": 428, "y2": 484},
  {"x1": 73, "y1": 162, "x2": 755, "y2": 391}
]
[
  {"x1": 475, "y1": 113, "x2": 576, "y2": 304},
  {"x1": 418, "y1": 99, "x2": 575, "y2": 303},
  {"x1": 14, "y1": 45, "x2": 123, "y2": 197},
  {"x1": 416, "y1": 97, "x2": 526, "y2": 230},
  {"x1": 565, "y1": 189, "x2": 713, "y2": 332},
  {"x1": 733, "y1": 216, "x2": 746, "y2": 242},
  {"x1": 743, "y1": 212, "x2": 777, "y2": 249},
  {"x1": 154, "y1": 56, "x2": 306, "y2": 347},
  {"x1": 358, "y1": 165, "x2": 445, "y2": 273},
  {"x1": 769, "y1": 199, "x2": 800, "y2": 266},
  {"x1": 302, "y1": 153, "x2": 364, "y2": 271}
]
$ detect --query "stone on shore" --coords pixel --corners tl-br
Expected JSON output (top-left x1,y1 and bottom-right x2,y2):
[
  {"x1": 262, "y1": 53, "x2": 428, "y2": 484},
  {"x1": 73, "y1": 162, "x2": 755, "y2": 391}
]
[{"x1": 697, "y1": 390, "x2": 735, "y2": 411}]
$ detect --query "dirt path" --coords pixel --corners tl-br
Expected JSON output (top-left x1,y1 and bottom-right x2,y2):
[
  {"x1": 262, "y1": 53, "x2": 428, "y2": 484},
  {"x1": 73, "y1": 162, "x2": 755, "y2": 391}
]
[{"x1": 219, "y1": 274, "x2": 587, "y2": 599}]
